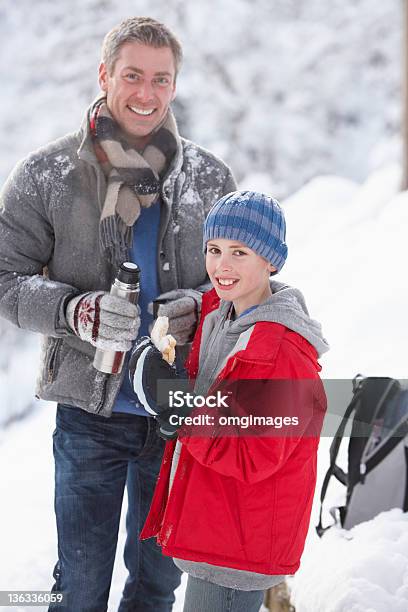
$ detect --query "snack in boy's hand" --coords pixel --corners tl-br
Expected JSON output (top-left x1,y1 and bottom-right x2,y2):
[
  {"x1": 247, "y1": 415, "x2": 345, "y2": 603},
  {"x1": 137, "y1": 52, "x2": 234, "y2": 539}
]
[{"x1": 151, "y1": 316, "x2": 177, "y2": 364}]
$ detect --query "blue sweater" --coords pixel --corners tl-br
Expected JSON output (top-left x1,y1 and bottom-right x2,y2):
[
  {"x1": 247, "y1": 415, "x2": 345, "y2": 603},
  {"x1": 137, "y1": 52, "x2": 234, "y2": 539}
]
[{"x1": 112, "y1": 199, "x2": 161, "y2": 416}]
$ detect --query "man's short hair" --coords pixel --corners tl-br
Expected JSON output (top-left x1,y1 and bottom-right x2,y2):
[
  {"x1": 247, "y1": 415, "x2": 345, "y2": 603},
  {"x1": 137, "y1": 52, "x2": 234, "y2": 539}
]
[{"x1": 101, "y1": 17, "x2": 183, "y2": 78}]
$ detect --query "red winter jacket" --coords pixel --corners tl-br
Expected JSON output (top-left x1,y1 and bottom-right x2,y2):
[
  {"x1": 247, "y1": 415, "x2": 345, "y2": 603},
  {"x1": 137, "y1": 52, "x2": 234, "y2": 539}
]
[{"x1": 141, "y1": 289, "x2": 326, "y2": 575}]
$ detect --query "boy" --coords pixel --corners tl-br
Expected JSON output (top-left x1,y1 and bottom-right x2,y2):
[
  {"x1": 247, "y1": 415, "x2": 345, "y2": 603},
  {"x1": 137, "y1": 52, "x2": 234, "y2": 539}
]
[{"x1": 130, "y1": 191, "x2": 329, "y2": 612}]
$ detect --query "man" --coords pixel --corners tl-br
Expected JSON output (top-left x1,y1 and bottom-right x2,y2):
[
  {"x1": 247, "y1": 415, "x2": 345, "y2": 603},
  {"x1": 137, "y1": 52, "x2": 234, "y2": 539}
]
[{"x1": 0, "y1": 17, "x2": 236, "y2": 612}]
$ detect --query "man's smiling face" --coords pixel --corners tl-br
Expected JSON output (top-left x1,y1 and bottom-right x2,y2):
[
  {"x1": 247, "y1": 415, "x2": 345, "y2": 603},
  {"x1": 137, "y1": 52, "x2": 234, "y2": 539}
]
[{"x1": 98, "y1": 41, "x2": 177, "y2": 140}]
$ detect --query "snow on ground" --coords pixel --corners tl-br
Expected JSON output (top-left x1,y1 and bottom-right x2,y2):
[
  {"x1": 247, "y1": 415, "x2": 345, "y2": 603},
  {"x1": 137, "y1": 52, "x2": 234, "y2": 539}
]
[
  {"x1": 291, "y1": 510, "x2": 408, "y2": 612},
  {"x1": 0, "y1": 404, "x2": 59, "y2": 605},
  {"x1": 0, "y1": 166, "x2": 407, "y2": 611},
  {"x1": 0, "y1": 331, "x2": 40, "y2": 429}
]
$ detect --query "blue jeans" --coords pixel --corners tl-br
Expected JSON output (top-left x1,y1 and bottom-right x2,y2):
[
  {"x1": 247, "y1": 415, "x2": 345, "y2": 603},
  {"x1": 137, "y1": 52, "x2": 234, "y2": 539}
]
[
  {"x1": 183, "y1": 576, "x2": 264, "y2": 612},
  {"x1": 49, "y1": 404, "x2": 181, "y2": 612}
]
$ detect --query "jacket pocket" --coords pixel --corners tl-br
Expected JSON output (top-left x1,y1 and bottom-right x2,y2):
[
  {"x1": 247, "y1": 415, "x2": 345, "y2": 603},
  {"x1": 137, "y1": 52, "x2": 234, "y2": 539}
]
[{"x1": 46, "y1": 337, "x2": 63, "y2": 384}]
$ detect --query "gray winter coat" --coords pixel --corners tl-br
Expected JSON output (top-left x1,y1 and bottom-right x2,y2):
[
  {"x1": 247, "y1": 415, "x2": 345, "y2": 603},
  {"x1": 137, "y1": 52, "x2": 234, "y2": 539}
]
[{"x1": 0, "y1": 115, "x2": 236, "y2": 416}]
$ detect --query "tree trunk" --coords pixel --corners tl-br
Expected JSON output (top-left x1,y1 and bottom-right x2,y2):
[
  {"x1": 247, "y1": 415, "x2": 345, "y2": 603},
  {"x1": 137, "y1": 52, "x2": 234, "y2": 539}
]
[{"x1": 263, "y1": 580, "x2": 295, "y2": 612}]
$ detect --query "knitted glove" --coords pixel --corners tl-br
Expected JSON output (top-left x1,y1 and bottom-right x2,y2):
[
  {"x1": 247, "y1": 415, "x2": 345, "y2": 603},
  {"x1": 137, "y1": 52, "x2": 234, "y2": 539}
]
[
  {"x1": 129, "y1": 336, "x2": 191, "y2": 440},
  {"x1": 66, "y1": 291, "x2": 140, "y2": 351},
  {"x1": 151, "y1": 289, "x2": 202, "y2": 345}
]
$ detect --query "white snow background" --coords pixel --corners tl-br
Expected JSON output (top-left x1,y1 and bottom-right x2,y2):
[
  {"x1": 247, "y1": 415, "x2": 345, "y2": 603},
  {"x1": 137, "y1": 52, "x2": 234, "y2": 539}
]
[
  {"x1": 1, "y1": 0, "x2": 408, "y2": 611},
  {"x1": 0, "y1": 0, "x2": 403, "y2": 197}
]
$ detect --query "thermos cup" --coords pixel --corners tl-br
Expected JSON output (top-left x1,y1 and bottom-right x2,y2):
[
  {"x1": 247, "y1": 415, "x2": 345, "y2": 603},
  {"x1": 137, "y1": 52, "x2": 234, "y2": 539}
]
[{"x1": 93, "y1": 262, "x2": 140, "y2": 374}]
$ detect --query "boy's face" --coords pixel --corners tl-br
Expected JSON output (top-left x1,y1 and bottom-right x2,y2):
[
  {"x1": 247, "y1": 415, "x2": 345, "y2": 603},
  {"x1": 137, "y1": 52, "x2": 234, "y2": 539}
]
[
  {"x1": 98, "y1": 41, "x2": 177, "y2": 140},
  {"x1": 206, "y1": 238, "x2": 276, "y2": 315}
]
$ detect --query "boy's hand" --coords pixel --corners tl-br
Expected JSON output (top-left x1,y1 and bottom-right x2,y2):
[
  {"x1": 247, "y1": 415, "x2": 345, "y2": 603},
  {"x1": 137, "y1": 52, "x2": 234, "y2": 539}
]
[
  {"x1": 129, "y1": 337, "x2": 176, "y2": 414},
  {"x1": 129, "y1": 337, "x2": 191, "y2": 439},
  {"x1": 151, "y1": 289, "x2": 202, "y2": 345}
]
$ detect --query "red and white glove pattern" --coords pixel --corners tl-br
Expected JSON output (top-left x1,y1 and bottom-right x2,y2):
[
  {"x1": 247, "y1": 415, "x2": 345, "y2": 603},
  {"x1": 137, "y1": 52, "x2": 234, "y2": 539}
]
[{"x1": 66, "y1": 291, "x2": 140, "y2": 351}]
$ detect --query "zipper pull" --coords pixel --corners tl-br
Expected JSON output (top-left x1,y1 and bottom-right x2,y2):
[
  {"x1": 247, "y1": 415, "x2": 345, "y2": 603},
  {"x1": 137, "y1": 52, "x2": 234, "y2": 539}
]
[{"x1": 360, "y1": 462, "x2": 366, "y2": 484}]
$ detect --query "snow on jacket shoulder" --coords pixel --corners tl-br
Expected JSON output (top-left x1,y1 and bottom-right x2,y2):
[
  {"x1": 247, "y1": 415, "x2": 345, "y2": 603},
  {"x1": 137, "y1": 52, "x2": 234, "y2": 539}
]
[{"x1": 141, "y1": 288, "x2": 327, "y2": 576}]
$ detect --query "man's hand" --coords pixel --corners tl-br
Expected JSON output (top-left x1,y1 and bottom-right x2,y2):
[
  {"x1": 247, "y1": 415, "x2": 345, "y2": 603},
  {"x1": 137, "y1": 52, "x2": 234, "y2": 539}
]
[
  {"x1": 65, "y1": 291, "x2": 140, "y2": 351},
  {"x1": 152, "y1": 289, "x2": 202, "y2": 345}
]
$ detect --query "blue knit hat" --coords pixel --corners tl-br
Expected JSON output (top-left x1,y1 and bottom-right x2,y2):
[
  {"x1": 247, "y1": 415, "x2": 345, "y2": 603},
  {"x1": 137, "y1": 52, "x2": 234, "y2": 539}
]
[{"x1": 204, "y1": 191, "x2": 288, "y2": 271}]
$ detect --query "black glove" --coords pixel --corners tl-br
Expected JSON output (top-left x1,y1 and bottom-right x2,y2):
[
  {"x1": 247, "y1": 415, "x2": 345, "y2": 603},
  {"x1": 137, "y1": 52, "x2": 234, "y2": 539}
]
[{"x1": 128, "y1": 337, "x2": 192, "y2": 440}]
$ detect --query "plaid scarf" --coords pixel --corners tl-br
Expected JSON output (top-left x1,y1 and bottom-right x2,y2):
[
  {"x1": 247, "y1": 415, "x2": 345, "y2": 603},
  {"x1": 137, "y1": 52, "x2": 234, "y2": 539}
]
[{"x1": 89, "y1": 95, "x2": 180, "y2": 266}]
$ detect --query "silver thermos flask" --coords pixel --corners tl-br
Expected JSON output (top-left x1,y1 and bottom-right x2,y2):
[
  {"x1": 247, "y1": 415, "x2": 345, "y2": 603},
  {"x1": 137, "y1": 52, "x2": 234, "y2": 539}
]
[{"x1": 93, "y1": 262, "x2": 140, "y2": 374}]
